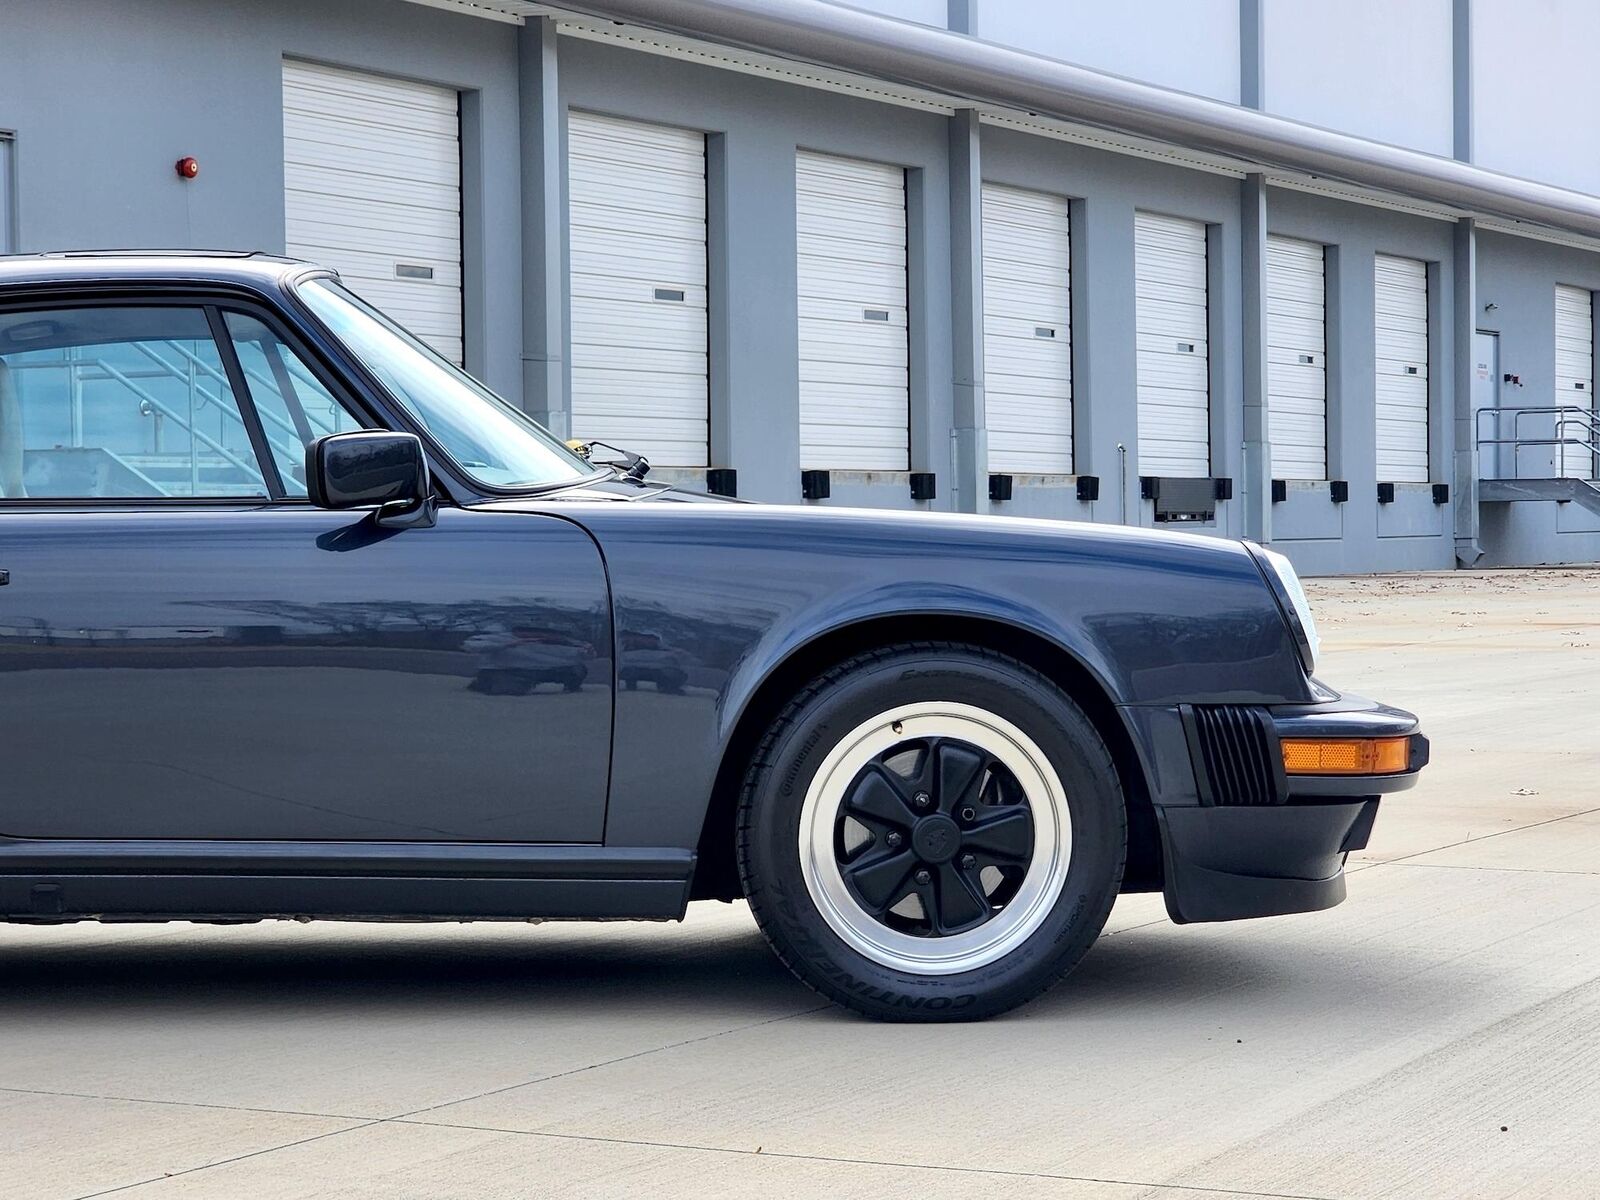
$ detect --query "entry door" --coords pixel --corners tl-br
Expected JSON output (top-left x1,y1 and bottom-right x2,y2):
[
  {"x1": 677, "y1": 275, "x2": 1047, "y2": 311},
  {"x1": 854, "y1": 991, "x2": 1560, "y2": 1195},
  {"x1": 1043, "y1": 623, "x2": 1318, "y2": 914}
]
[
  {"x1": 1473, "y1": 331, "x2": 1505, "y2": 481},
  {"x1": 0, "y1": 301, "x2": 611, "y2": 844}
]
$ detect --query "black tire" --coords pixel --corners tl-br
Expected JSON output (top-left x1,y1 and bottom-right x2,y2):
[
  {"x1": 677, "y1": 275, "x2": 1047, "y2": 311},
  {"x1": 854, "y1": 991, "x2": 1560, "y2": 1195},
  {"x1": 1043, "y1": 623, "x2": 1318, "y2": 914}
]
[{"x1": 737, "y1": 642, "x2": 1125, "y2": 1022}]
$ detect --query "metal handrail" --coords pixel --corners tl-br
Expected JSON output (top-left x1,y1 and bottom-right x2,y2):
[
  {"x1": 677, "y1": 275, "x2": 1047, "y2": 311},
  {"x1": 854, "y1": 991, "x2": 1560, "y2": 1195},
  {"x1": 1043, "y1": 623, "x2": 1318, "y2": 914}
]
[
  {"x1": 1475, "y1": 404, "x2": 1600, "y2": 477},
  {"x1": 87, "y1": 357, "x2": 264, "y2": 484},
  {"x1": 8, "y1": 342, "x2": 347, "y2": 489}
]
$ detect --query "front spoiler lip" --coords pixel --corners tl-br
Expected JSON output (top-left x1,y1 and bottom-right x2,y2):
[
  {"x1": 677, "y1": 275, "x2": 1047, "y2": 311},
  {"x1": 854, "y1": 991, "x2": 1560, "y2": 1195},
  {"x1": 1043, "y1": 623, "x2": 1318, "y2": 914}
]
[{"x1": 1157, "y1": 690, "x2": 1428, "y2": 923}]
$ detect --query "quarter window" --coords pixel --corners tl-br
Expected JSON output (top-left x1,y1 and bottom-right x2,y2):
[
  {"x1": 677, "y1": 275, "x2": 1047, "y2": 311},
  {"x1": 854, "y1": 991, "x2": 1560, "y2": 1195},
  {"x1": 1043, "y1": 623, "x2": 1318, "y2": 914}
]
[
  {"x1": 222, "y1": 312, "x2": 364, "y2": 496},
  {"x1": 0, "y1": 306, "x2": 267, "y2": 499}
]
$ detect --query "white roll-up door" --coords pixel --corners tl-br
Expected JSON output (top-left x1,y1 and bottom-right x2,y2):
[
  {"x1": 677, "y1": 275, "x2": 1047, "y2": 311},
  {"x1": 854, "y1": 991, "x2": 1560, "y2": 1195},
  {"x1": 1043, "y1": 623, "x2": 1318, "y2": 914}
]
[
  {"x1": 1555, "y1": 284, "x2": 1595, "y2": 479},
  {"x1": 1266, "y1": 235, "x2": 1327, "y2": 480},
  {"x1": 1374, "y1": 254, "x2": 1430, "y2": 483},
  {"x1": 283, "y1": 61, "x2": 463, "y2": 364},
  {"x1": 567, "y1": 112, "x2": 708, "y2": 467},
  {"x1": 1135, "y1": 212, "x2": 1210, "y2": 477},
  {"x1": 982, "y1": 184, "x2": 1072, "y2": 474},
  {"x1": 796, "y1": 151, "x2": 908, "y2": 470}
]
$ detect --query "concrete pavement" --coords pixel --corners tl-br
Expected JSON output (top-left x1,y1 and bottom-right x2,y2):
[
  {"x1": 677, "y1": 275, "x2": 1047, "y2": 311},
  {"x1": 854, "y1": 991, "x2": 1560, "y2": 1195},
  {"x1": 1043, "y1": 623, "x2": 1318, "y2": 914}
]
[{"x1": 3, "y1": 568, "x2": 1597, "y2": 1199}]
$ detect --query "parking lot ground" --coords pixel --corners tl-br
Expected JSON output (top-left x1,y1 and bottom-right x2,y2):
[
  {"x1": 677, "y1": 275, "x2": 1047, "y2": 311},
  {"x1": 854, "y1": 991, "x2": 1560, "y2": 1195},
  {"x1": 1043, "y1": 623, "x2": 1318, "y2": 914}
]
[{"x1": 3, "y1": 568, "x2": 1598, "y2": 1200}]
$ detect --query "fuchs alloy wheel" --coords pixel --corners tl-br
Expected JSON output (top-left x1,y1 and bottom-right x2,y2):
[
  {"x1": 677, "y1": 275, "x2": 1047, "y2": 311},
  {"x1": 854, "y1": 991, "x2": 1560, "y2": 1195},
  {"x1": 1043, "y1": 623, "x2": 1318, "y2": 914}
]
[
  {"x1": 738, "y1": 643, "x2": 1125, "y2": 1022},
  {"x1": 801, "y1": 703, "x2": 1067, "y2": 974}
]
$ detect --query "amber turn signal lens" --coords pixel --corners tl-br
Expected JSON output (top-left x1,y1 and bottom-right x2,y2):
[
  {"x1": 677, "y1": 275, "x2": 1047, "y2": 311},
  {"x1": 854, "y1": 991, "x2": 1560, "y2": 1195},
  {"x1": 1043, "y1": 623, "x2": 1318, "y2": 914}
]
[{"x1": 1281, "y1": 736, "x2": 1410, "y2": 775}]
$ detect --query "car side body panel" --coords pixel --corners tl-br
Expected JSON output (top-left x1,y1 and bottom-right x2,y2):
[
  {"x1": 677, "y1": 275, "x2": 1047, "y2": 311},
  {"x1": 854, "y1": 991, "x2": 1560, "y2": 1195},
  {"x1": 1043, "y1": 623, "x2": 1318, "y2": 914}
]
[
  {"x1": 478, "y1": 500, "x2": 1313, "y2": 850},
  {"x1": 0, "y1": 505, "x2": 613, "y2": 842}
]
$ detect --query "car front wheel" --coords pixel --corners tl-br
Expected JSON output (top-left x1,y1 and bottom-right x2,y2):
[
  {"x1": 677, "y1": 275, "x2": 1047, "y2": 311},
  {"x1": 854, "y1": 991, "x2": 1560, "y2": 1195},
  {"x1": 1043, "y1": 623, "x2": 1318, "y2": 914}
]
[{"x1": 737, "y1": 643, "x2": 1125, "y2": 1021}]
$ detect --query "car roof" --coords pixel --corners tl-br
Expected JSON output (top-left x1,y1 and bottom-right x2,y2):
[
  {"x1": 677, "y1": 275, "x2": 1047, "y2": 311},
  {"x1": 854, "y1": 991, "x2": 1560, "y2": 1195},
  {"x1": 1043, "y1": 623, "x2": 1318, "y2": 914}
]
[{"x1": 0, "y1": 250, "x2": 328, "y2": 290}]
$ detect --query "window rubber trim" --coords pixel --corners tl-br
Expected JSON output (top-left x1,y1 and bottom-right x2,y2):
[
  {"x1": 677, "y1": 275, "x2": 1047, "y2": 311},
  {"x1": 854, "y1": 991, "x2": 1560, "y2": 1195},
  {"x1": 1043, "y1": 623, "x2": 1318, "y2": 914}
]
[{"x1": 205, "y1": 305, "x2": 284, "y2": 500}]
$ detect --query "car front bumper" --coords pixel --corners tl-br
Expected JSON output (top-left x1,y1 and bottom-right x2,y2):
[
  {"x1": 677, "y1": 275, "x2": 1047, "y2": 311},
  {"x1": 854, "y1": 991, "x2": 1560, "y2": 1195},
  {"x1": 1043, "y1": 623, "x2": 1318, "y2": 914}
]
[{"x1": 1153, "y1": 692, "x2": 1428, "y2": 924}]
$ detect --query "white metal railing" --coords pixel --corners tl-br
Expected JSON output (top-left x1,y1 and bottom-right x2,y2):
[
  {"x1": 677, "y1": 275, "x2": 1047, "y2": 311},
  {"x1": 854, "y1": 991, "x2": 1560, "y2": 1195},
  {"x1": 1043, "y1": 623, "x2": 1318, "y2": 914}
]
[
  {"x1": 7, "y1": 341, "x2": 345, "y2": 492},
  {"x1": 1475, "y1": 404, "x2": 1600, "y2": 479}
]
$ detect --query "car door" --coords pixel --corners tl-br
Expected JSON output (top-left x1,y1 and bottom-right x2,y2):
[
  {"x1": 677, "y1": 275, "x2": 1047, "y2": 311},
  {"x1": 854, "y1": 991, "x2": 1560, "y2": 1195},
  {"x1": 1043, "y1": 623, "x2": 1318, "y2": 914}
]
[{"x1": 0, "y1": 296, "x2": 612, "y2": 843}]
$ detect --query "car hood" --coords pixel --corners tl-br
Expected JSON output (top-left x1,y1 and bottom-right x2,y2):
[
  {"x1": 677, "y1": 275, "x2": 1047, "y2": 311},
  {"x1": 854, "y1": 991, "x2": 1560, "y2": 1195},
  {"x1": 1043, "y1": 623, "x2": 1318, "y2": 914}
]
[{"x1": 471, "y1": 487, "x2": 1257, "y2": 571}]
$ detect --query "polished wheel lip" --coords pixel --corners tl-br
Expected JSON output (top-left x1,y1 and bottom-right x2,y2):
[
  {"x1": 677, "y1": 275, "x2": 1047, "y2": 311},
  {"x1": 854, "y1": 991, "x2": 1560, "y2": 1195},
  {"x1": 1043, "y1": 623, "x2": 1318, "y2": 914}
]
[{"x1": 799, "y1": 702, "x2": 1072, "y2": 976}]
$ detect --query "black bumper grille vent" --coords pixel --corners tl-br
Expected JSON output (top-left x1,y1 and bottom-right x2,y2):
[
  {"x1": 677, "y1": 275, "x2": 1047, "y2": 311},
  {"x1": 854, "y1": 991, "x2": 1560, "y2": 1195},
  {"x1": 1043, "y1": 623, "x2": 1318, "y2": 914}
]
[{"x1": 1192, "y1": 705, "x2": 1280, "y2": 806}]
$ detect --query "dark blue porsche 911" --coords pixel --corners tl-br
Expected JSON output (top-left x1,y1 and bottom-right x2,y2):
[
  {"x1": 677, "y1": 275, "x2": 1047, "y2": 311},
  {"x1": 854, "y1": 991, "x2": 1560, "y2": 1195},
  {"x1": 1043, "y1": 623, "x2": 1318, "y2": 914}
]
[{"x1": 0, "y1": 253, "x2": 1427, "y2": 1020}]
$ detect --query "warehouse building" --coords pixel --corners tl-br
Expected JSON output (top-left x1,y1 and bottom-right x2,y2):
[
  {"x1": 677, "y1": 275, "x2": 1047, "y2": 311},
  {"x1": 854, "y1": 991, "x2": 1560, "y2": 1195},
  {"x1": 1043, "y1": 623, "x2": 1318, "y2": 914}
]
[{"x1": 3, "y1": 0, "x2": 1600, "y2": 573}]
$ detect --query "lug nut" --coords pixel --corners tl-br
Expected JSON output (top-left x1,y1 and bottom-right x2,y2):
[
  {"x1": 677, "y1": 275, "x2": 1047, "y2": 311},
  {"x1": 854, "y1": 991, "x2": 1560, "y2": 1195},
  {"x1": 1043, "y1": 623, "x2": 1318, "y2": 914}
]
[
  {"x1": 960, "y1": 854, "x2": 977, "y2": 871},
  {"x1": 914, "y1": 868, "x2": 931, "y2": 885},
  {"x1": 913, "y1": 792, "x2": 932, "y2": 808},
  {"x1": 885, "y1": 832, "x2": 903, "y2": 848}
]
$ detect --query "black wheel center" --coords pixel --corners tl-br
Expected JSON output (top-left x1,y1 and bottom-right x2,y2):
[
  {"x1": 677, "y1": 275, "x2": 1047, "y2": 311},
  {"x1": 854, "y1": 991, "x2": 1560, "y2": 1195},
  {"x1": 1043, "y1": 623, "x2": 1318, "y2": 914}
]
[
  {"x1": 911, "y1": 814, "x2": 961, "y2": 864},
  {"x1": 833, "y1": 735, "x2": 1036, "y2": 938}
]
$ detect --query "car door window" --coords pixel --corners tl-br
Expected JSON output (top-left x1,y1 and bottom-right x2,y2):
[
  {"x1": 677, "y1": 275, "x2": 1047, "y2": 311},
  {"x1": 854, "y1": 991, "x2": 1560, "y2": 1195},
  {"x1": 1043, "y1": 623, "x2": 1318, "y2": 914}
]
[
  {"x1": 222, "y1": 312, "x2": 365, "y2": 496},
  {"x1": 0, "y1": 305, "x2": 268, "y2": 498}
]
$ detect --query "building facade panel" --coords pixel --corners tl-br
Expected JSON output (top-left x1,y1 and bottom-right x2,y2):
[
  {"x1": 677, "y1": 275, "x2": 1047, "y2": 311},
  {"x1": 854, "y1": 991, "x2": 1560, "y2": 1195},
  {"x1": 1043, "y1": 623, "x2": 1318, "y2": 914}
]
[
  {"x1": 1473, "y1": 0, "x2": 1600, "y2": 197},
  {"x1": 1261, "y1": 0, "x2": 1453, "y2": 156},
  {"x1": 973, "y1": 0, "x2": 1241, "y2": 104}
]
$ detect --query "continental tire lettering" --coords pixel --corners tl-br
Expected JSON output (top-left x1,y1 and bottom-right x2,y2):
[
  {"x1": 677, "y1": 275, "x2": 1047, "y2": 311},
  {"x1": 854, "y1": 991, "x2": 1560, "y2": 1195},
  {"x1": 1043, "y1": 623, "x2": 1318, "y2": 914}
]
[
  {"x1": 780, "y1": 728, "x2": 823, "y2": 797},
  {"x1": 812, "y1": 957, "x2": 977, "y2": 1010}
]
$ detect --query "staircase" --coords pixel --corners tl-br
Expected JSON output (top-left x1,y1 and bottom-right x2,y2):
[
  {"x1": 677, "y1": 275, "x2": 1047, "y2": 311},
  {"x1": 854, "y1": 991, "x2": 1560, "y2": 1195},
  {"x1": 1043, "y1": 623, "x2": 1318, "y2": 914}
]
[{"x1": 1476, "y1": 403, "x2": 1600, "y2": 515}]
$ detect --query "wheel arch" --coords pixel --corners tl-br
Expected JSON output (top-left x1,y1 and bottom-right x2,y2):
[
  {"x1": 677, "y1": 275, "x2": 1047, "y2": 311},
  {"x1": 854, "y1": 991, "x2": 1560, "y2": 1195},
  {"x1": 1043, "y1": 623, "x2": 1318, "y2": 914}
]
[{"x1": 689, "y1": 614, "x2": 1161, "y2": 902}]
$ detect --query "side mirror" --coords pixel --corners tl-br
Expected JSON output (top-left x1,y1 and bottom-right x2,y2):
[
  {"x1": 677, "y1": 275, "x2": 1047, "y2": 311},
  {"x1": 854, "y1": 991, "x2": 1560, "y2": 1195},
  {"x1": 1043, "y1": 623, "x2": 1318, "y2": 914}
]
[{"x1": 306, "y1": 431, "x2": 435, "y2": 528}]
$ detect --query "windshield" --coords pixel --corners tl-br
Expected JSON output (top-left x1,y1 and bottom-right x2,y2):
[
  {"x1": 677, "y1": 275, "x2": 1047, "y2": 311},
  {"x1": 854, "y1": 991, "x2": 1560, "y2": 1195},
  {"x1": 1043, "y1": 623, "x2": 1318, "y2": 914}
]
[{"x1": 295, "y1": 278, "x2": 595, "y2": 491}]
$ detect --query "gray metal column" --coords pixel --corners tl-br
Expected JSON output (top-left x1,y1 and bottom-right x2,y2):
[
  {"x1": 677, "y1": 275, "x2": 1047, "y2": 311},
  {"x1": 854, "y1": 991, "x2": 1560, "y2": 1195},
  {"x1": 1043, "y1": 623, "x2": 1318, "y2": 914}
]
[
  {"x1": 518, "y1": 16, "x2": 565, "y2": 432},
  {"x1": 948, "y1": 108, "x2": 985, "y2": 513},
  {"x1": 1240, "y1": 0, "x2": 1264, "y2": 110},
  {"x1": 1240, "y1": 172, "x2": 1271, "y2": 541},
  {"x1": 1452, "y1": 0, "x2": 1472, "y2": 162},
  {"x1": 1453, "y1": 216, "x2": 1483, "y2": 564}
]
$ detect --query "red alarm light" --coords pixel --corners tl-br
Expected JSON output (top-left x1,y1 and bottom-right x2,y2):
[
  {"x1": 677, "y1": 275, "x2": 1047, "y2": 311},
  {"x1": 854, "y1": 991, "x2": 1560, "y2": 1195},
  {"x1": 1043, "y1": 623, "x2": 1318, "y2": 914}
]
[{"x1": 175, "y1": 156, "x2": 200, "y2": 180}]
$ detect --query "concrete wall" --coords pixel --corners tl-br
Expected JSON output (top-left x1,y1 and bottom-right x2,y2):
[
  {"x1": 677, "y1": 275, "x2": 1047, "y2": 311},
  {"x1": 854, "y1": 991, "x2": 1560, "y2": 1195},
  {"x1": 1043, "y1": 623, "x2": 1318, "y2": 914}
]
[
  {"x1": 1262, "y1": 0, "x2": 1454, "y2": 156},
  {"x1": 1475, "y1": 229, "x2": 1600, "y2": 565},
  {"x1": 1472, "y1": 1, "x2": 1600, "y2": 196},
  {"x1": 0, "y1": 0, "x2": 525, "y2": 401},
  {"x1": 971, "y1": 0, "x2": 1241, "y2": 103}
]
